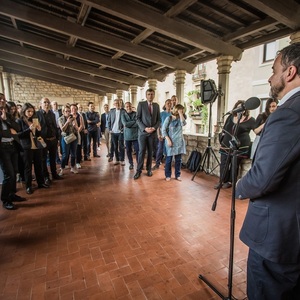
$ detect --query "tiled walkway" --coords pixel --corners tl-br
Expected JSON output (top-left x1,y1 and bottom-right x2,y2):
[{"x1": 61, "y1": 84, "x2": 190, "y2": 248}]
[{"x1": 0, "y1": 149, "x2": 249, "y2": 299}]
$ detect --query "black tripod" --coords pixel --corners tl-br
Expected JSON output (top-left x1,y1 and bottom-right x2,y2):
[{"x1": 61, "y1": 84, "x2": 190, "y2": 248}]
[
  {"x1": 199, "y1": 113, "x2": 244, "y2": 300},
  {"x1": 192, "y1": 101, "x2": 220, "y2": 180}
]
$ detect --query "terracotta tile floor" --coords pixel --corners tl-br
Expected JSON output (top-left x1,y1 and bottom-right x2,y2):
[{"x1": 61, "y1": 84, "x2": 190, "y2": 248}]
[{"x1": 0, "y1": 149, "x2": 249, "y2": 299}]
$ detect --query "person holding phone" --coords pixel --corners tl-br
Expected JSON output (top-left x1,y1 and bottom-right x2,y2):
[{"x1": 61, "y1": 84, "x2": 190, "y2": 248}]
[{"x1": 17, "y1": 103, "x2": 49, "y2": 194}]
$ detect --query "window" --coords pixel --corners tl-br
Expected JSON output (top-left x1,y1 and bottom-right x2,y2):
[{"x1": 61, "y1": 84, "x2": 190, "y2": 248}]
[{"x1": 263, "y1": 42, "x2": 276, "y2": 63}]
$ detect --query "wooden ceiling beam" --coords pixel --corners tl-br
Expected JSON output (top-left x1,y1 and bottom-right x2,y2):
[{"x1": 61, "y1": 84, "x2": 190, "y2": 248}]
[
  {"x1": 80, "y1": 0, "x2": 243, "y2": 59},
  {"x1": 0, "y1": 0, "x2": 195, "y2": 72},
  {"x1": 0, "y1": 25, "x2": 165, "y2": 81},
  {"x1": 242, "y1": 0, "x2": 300, "y2": 30}
]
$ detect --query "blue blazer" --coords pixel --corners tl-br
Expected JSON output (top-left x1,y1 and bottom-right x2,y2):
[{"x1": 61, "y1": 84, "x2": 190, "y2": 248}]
[
  {"x1": 236, "y1": 90, "x2": 300, "y2": 264},
  {"x1": 136, "y1": 101, "x2": 160, "y2": 135}
]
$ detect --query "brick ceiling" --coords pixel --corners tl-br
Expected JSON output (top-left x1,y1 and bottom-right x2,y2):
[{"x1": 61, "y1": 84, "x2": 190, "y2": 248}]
[{"x1": 0, "y1": 0, "x2": 300, "y2": 95}]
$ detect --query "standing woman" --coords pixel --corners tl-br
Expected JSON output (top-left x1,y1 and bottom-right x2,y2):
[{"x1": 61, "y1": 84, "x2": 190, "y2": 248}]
[
  {"x1": 17, "y1": 103, "x2": 49, "y2": 194},
  {"x1": 58, "y1": 105, "x2": 79, "y2": 175},
  {"x1": 250, "y1": 98, "x2": 278, "y2": 159},
  {"x1": 162, "y1": 104, "x2": 187, "y2": 181},
  {"x1": 216, "y1": 100, "x2": 256, "y2": 189}
]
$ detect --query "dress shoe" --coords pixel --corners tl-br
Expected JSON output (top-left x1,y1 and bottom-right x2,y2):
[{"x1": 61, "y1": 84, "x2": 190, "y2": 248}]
[
  {"x1": 108, "y1": 157, "x2": 113, "y2": 162},
  {"x1": 129, "y1": 164, "x2": 134, "y2": 170},
  {"x1": 147, "y1": 170, "x2": 153, "y2": 177},
  {"x1": 38, "y1": 184, "x2": 49, "y2": 189},
  {"x1": 52, "y1": 174, "x2": 63, "y2": 180},
  {"x1": 44, "y1": 178, "x2": 51, "y2": 185},
  {"x1": 11, "y1": 194, "x2": 26, "y2": 202},
  {"x1": 94, "y1": 154, "x2": 100, "y2": 157},
  {"x1": 214, "y1": 183, "x2": 222, "y2": 189},
  {"x1": 152, "y1": 165, "x2": 159, "y2": 171},
  {"x1": 26, "y1": 187, "x2": 33, "y2": 194},
  {"x1": 84, "y1": 156, "x2": 91, "y2": 161},
  {"x1": 222, "y1": 182, "x2": 232, "y2": 189},
  {"x1": 3, "y1": 201, "x2": 15, "y2": 210},
  {"x1": 134, "y1": 172, "x2": 141, "y2": 180}
]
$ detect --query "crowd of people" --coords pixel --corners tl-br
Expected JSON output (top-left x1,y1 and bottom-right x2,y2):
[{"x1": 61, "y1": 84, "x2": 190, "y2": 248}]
[{"x1": 0, "y1": 90, "x2": 187, "y2": 210}]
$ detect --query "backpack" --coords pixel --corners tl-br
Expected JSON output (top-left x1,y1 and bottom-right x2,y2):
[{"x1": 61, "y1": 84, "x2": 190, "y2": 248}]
[{"x1": 186, "y1": 150, "x2": 202, "y2": 172}]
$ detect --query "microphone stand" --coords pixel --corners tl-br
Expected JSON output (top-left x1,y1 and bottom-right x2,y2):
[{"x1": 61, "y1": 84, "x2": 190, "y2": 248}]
[{"x1": 199, "y1": 113, "x2": 243, "y2": 300}]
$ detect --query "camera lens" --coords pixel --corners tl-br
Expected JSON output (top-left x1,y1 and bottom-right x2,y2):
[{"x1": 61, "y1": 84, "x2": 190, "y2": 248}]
[{"x1": 69, "y1": 114, "x2": 73, "y2": 118}]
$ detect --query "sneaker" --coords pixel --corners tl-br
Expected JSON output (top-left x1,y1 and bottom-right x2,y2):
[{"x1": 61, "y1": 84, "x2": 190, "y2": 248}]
[
  {"x1": 3, "y1": 201, "x2": 15, "y2": 210},
  {"x1": 76, "y1": 163, "x2": 82, "y2": 169},
  {"x1": 65, "y1": 165, "x2": 70, "y2": 169},
  {"x1": 176, "y1": 177, "x2": 182, "y2": 181},
  {"x1": 120, "y1": 161, "x2": 125, "y2": 166},
  {"x1": 165, "y1": 177, "x2": 171, "y2": 182},
  {"x1": 114, "y1": 161, "x2": 120, "y2": 165},
  {"x1": 71, "y1": 167, "x2": 78, "y2": 174},
  {"x1": 129, "y1": 164, "x2": 134, "y2": 170},
  {"x1": 59, "y1": 169, "x2": 64, "y2": 176}
]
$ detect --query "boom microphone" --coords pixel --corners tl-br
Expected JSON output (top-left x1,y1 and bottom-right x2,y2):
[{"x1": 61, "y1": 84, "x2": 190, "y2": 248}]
[{"x1": 224, "y1": 97, "x2": 261, "y2": 116}]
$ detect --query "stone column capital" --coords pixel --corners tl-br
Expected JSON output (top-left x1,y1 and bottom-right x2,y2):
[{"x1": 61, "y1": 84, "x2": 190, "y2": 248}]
[
  {"x1": 147, "y1": 79, "x2": 157, "y2": 91},
  {"x1": 174, "y1": 70, "x2": 186, "y2": 84},
  {"x1": 290, "y1": 31, "x2": 300, "y2": 44},
  {"x1": 217, "y1": 55, "x2": 234, "y2": 74}
]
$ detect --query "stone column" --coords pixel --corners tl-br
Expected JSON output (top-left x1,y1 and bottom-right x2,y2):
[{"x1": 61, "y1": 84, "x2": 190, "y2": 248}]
[
  {"x1": 290, "y1": 31, "x2": 300, "y2": 43},
  {"x1": 116, "y1": 89, "x2": 123, "y2": 100},
  {"x1": 130, "y1": 85, "x2": 138, "y2": 107},
  {"x1": 147, "y1": 79, "x2": 157, "y2": 92},
  {"x1": 2, "y1": 72, "x2": 12, "y2": 100},
  {"x1": 216, "y1": 55, "x2": 234, "y2": 134},
  {"x1": 174, "y1": 70, "x2": 186, "y2": 104},
  {"x1": 0, "y1": 66, "x2": 4, "y2": 93},
  {"x1": 106, "y1": 93, "x2": 113, "y2": 108}
]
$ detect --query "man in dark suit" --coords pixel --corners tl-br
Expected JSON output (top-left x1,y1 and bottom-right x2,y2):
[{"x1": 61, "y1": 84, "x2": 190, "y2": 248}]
[
  {"x1": 236, "y1": 42, "x2": 300, "y2": 299},
  {"x1": 134, "y1": 88, "x2": 160, "y2": 179},
  {"x1": 100, "y1": 103, "x2": 111, "y2": 158}
]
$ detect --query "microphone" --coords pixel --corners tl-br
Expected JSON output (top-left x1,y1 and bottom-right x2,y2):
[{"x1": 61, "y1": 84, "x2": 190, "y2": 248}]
[{"x1": 224, "y1": 97, "x2": 261, "y2": 116}]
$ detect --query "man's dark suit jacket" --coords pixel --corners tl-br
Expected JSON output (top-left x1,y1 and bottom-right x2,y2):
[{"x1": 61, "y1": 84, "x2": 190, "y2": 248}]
[
  {"x1": 100, "y1": 112, "x2": 108, "y2": 133},
  {"x1": 236, "y1": 90, "x2": 300, "y2": 264},
  {"x1": 136, "y1": 101, "x2": 160, "y2": 135}
]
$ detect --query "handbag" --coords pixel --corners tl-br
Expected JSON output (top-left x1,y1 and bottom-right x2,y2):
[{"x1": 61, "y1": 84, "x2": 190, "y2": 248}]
[
  {"x1": 35, "y1": 136, "x2": 47, "y2": 149},
  {"x1": 64, "y1": 132, "x2": 77, "y2": 144}
]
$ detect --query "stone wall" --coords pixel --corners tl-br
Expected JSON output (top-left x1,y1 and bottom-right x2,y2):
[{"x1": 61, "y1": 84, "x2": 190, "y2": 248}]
[
  {"x1": 183, "y1": 133, "x2": 251, "y2": 179},
  {"x1": 9, "y1": 74, "x2": 98, "y2": 109}
]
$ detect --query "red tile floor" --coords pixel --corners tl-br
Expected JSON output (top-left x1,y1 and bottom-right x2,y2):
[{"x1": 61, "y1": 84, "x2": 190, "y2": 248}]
[{"x1": 0, "y1": 148, "x2": 249, "y2": 299}]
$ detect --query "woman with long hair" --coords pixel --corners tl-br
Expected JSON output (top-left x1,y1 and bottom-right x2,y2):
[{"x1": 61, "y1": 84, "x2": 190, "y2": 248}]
[{"x1": 17, "y1": 103, "x2": 49, "y2": 194}]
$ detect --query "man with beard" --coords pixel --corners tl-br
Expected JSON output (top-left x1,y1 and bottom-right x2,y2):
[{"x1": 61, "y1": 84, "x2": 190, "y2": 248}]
[{"x1": 236, "y1": 43, "x2": 300, "y2": 299}]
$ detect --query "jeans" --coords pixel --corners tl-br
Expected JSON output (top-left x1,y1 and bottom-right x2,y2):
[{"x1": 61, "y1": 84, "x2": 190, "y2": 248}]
[
  {"x1": 111, "y1": 132, "x2": 125, "y2": 162},
  {"x1": 61, "y1": 137, "x2": 78, "y2": 168},
  {"x1": 125, "y1": 140, "x2": 139, "y2": 165},
  {"x1": 165, "y1": 154, "x2": 182, "y2": 178},
  {"x1": 87, "y1": 130, "x2": 98, "y2": 157}
]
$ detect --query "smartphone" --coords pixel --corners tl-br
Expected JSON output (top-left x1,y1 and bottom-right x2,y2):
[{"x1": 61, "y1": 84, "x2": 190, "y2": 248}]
[{"x1": 32, "y1": 118, "x2": 39, "y2": 126}]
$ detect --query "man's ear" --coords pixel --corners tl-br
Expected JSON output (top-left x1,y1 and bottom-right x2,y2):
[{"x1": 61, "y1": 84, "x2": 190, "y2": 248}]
[{"x1": 286, "y1": 65, "x2": 298, "y2": 82}]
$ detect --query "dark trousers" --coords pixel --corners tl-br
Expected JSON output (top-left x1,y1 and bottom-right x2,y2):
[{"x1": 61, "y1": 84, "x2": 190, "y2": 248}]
[
  {"x1": 219, "y1": 152, "x2": 243, "y2": 183},
  {"x1": 42, "y1": 138, "x2": 58, "y2": 179},
  {"x1": 87, "y1": 130, "x2": 98, "y2": 157},
  {"x1": 247, "y1": 249, "x2": 300, "y2": 300},
  {"x1": 155, "y1": 138, "x2": 165, "y2": 166},
  {"x1": 137, "y1": 133, "x2": 157, "y2": 172},
  {"x1": 125, "y1": 140, "x2": 139, "y2": 165},
  {"x1": 111, "y1": 132, "x2": 125, "y2": 162},
  {"x1": 0, "y1": 143, "x2": 18, "y2": 202},
  {"x1": 81, "y1": 132, "x2": 88, "y2": 159},
  {"x1": 21, "y1": 148, "x2": 44, "y2": 188},
  {"x1": 165, "y1": 154, "x2": 182, "y2": 178}
]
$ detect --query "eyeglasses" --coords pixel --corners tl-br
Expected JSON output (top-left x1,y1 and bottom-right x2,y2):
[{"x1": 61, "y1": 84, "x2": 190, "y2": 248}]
[{"x1": 43, "y1": 101, "x2": 50, "y2": 104}]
